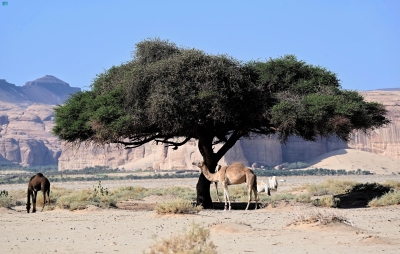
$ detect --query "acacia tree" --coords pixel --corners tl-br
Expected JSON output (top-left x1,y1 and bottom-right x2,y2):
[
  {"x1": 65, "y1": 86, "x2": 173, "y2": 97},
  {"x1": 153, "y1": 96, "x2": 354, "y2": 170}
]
[{"x1": 53, "y1": 38, "x2": 389, "y2": 208}]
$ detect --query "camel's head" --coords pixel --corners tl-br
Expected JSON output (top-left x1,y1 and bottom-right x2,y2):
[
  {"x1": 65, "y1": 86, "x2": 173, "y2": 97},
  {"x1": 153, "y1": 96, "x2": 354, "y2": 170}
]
[{"x1": 192, "y1": 161, "x2": 205, "y2": 172}]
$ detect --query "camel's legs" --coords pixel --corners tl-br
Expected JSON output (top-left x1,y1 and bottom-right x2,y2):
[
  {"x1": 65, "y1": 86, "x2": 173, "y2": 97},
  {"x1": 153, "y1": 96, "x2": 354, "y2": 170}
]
[
  {"x1": 32, "y1": 191, "x2": 37, "y2": 213},
  {"x1": 245, "y1": 184, "x2": 252, "y2": 210},
  {"x1": 41, "y1": 190, "x2": 46, "y2": 211},
  {"x1": 252, "y1": 184, "x2": 258, "y2": 210},
  {"x1": 223, "y1": 184, "x2": 231, "y2": 210},
  {"x1": 26, "y1": 190, "x2": 31, "y2": 213},
  {"x1": 214, "y1": 182, "x2": 220, "y2": 202}
]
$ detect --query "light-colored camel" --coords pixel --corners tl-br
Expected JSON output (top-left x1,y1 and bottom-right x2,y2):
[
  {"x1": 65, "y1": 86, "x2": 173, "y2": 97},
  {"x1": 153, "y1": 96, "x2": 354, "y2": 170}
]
[
  {"x1": 256, "y1": 180, "x2": 271, "y2": 195},
  {"x1": 214, "y1": 165, "x2": 221, "y2": 202},
  {"x1": 193, "y1": 161, "x2": 258, "y2": 210},
  {"x1": 26, "y1": 173, "x2": 51, "y2": 213},
  {"x1": 269, "y1": 176, "x2": 278, "y2": 190}
]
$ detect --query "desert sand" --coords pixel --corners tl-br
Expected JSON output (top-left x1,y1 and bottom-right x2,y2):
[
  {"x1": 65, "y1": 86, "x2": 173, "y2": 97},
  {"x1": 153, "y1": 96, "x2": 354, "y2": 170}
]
[{"x1": 1, "y1": 173, "x2": 400, "y2": 254}]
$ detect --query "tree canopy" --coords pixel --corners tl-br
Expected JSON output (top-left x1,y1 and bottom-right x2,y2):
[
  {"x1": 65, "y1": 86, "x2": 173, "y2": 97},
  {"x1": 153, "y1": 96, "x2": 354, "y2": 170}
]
[{"x1": 53, "y1": 38, "x2": 389, "y2": 208}]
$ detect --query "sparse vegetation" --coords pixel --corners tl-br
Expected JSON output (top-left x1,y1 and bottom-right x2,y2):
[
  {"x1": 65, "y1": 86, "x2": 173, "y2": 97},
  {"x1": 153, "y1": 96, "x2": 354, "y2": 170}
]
[
  {"x1": 155, "y1": 199, "x2": 202, "y2": 214},
  {"x1": 0, "y1": 190, "x2": 13, "y2": 208},
  {"x1": 303, "y1": 179, "x2": 357, "y2": 196},
  {"x1": 145, "y1": 222, "x2": 217, "y2": 254},
  {"x1": 289, "y1": 211, "x2": 352, "y2": 226},
  {"x1": 368, "y1": 190, "x2": 400, "y2": 207},
  {"x1": 313, "y1": 195, "x2": 341, "y2": 208}
]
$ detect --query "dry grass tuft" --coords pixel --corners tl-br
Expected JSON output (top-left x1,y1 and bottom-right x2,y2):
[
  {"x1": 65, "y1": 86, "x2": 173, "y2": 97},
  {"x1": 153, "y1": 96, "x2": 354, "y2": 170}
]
[
  {"x1": 313, "y1": 195, "x2": 340, "y2": 208},
  {"x1": 155, "y1": 198, "x2": 202, "y2": 214},
  {"x1": 145, "y1": 222, "x2": 217, "y2": 254},
  {"x1": 289, "y1": 210, "x2": 353, "y2": 227},
  {"x1": 304, "y1": 179, "x2": 357, "y2": 196},
  {"x1": 368, "y1": 190, "x2": 400, "y2": 207}
]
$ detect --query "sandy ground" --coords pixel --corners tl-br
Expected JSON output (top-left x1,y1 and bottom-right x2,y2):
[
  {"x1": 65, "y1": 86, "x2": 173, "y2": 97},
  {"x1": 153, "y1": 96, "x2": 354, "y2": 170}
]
[{"x1": 1, "y1": 175, "x2": 400, "y2": 254}]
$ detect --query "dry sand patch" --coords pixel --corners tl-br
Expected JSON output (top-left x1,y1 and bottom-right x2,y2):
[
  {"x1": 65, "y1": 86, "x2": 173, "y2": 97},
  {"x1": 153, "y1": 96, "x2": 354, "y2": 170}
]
[{"x1": 1, "y1": 176, "x2": 400, "y2": 253}]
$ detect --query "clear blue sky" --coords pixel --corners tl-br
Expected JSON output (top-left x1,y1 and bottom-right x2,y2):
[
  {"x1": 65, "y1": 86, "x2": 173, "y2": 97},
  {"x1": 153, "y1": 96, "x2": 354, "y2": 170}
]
[{"x1": 1, "y1": 0, "x2": 399, "y2": 91}]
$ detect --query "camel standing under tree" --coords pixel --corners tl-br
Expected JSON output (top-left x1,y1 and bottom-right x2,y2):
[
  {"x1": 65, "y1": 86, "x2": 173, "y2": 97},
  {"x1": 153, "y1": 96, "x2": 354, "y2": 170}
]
[
  {"x1": 193, "y1": 161, "x2": 259, "y2": 210},
  {"x1": 26, "y1": 173, "x2": 51, "y2": 213}
]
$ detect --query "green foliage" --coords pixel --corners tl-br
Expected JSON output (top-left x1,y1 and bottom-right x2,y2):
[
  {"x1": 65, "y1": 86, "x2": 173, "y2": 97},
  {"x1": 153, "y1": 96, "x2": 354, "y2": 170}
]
[
  {"x1": 53, "y1": 38, "x2": 389, "y2": 156},
  {"x1": 145, "y1": 222, "x2": 217, "y2": 254},
  {"x1": 93, "y1": 181, "x2": 109, "y2": 196}
]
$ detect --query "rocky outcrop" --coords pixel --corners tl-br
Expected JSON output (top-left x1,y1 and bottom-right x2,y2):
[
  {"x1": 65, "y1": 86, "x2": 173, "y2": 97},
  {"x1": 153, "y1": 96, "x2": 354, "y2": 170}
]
[
  {"x1": 0, "y1": 103, "x2": 61, "y2": 166},
  {"x1": 57, "y1": 90, "x2": 400, "y2": 171},
  {"x1": 57, "y1": 136, "x2": 348, "y2": 171},
  {"x1": 348, "y1": 91, "x2": 400, "y2": 159},
  {"x1": 1, "y1": 83, "x2": 400, "y2": 170}
]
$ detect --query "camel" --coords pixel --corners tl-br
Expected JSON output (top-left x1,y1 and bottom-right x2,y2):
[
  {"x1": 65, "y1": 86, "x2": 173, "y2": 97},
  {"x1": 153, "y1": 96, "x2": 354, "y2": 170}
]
[
  {"x1": 26, "y1": 173, "x2": 51, "y2": 213},
  {"x1": 256, "y1": 180, "x2": 271, "y2": 195},
  {"x1": 214, "y1": 165, "x2": 221, "y2": 202},
  {"x1": 193, "y1": 161, "x2": 259, "y2": 211},
  {"x1": 269, "y1": 176, "x2": 278, "y2": 190}
]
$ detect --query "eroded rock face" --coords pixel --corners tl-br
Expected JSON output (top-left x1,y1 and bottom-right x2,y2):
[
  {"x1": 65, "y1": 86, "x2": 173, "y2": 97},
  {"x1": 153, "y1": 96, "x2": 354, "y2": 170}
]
[
  {"x1": 1, "y1": 89, "x2": 400, "y2": 170},
  {"x1": 348, "y1": 91, "x2": 400, "y2": 159},
  {"x1": 57, "y1": 91, "x2": 400, "y2": 171},
  {"x1": 0, "y1": 103, "x2": 61, "y2": 166},
  {"x1": 57, "y1": 136, "x2": 348, "y2": 171}
]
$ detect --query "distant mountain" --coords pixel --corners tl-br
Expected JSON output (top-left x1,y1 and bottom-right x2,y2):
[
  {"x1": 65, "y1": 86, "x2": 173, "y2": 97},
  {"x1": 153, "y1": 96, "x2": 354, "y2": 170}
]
[{"x1": 0, "y1": 75, "x2": 81, "y2": 104}]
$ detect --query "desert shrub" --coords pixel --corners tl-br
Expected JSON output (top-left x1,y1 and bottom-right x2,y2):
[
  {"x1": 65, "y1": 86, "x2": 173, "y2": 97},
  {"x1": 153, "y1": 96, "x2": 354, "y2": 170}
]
[
  {"x1": 368, "y1": 190, "x2": 400, "y2": 207},
  {"x1": 305, "y1": 179, "x2": 357, "y2": 196},
  {"x1": 112, "y1": 186, "x2": 149, "y2": 200},
  {"x1": 56, "y1": 187, "x2": 116, "y2": 211},
  {"x1": 289, "y1": 211, "x2": 352, "y2": 226},
  {"x1": 382, "y1": 180, "x2": 400, "y2": 190},
  {"x1": 155, "y1": 199, "x2": 202, "y2": 214},
  {"x1": 145, "y1": 222, "x2": 217, "y2": 254},
  {"x1": 346, "y1": 182, "x2": 390, "y2": 193},
  {"x1": 148, "y1": 186, "x2": 197, "y2": 201},
  {"x1": 0, "y1": 190, "x2": 13, "y2": 208},
  {"x1": 313, "y1": 195, "x2": 340, "y2": 208}
]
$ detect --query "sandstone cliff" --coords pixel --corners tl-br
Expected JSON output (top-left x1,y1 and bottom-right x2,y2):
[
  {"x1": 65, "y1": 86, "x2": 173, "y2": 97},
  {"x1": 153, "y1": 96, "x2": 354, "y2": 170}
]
[
  {"x1": 1, "y1": 85, "x2": 399, "y2": 170},
  {"x1": 348, "y1": 91, "x2": 400, "y2": 159},
  {"x1": 58, "y1": 90, "x2": 400, "y2": 171},
  {"x1": 0, "y1": 103, "x2": 61, "y2": 166}
]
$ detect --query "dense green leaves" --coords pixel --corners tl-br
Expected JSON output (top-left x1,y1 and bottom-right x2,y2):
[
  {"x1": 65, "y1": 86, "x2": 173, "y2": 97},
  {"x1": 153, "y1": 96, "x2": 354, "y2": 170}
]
[{"x1": 53, "y1": 38, "x2": 389, "y2": 150}]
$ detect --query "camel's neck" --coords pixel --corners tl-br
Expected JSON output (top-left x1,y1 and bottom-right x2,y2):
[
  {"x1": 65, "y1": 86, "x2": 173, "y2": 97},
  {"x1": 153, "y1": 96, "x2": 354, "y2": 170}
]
[{"x1": 201, "y1": 167, "x2": 219, "y2": 182}]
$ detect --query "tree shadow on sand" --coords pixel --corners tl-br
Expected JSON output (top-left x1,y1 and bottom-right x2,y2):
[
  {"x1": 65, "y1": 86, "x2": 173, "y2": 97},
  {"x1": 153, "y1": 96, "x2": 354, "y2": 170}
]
[{"x1": 334, "y1": 183, "x2": 391, "y2": 209}]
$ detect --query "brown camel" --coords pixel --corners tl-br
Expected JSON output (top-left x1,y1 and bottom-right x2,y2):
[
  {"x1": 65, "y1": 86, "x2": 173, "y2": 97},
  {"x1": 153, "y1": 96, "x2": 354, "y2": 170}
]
[
  {"x1": 26, "y1": 173, "x2": 51, "y2": 213},
  {"x1": 193, "y1": 161, "x2": 259, "y2": 211}
]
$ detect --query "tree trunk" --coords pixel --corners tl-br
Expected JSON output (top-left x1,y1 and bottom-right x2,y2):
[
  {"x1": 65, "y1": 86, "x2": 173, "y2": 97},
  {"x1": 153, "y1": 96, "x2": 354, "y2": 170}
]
[{"x1": 196, "y1": 174, "x2": 212, "y2": 208}]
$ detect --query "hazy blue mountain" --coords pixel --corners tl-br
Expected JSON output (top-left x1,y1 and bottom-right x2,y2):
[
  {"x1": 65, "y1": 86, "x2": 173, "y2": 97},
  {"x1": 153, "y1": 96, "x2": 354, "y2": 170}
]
[{"x1": 0, "y1": 75, "x2": 81, "y2": 104}]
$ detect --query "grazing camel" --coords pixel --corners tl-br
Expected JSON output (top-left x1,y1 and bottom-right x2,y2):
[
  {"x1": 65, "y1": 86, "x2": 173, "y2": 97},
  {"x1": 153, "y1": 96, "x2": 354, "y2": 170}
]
[
  {"x1": 256, "y1": 180, "x2": 271, "y2": 196},
  {"x1": 26, "y1": 173, "x2": 51, "y2": 213},
  {"x1": 269, "y1": 176, "x2": 278, "y2": 190},
  {"x1": 193, "y1": 161, "x2": 258, "y2": 211}
]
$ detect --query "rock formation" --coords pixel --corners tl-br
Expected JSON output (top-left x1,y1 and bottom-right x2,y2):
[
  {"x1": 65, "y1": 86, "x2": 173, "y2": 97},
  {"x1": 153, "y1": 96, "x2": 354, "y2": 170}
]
[
  {"x1": 0, "y1": 103, "x2": 61, "y2": 166},
  {"x1": 0, "y1": 77, "x2": 399, "y2": 170}
]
